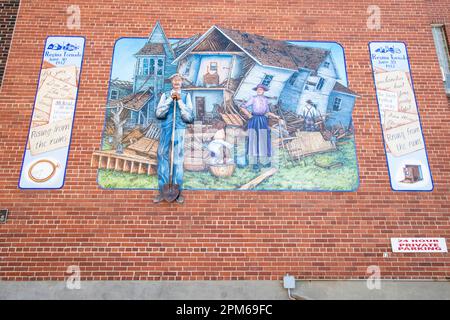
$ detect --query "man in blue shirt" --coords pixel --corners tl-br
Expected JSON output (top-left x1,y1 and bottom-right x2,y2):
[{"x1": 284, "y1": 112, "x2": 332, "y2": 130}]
[{"x1": 154, "y1": 73, "x2": 194, "y2": 204}]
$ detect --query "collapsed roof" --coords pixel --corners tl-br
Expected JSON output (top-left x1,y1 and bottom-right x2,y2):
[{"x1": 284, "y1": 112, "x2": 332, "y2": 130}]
[
  {"x1": 173, "y1": 25, "x2": 331, "y2": 72},
  {"x1": 109, "y1": 87, "x2": 153, "y2": 112}
]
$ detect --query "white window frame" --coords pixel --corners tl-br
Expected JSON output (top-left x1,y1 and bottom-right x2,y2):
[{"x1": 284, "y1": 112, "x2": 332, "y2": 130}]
[
  {"x1": 431, "y1": 24, "x2": 450, "y2": 84},
  {"x1": 184, "y1": 60, "x2": 192, "y2": 76},
  {"x1": 333, "y1": 97, "x2": 342, "y2": 111},
  {"x1": 261, "y1": 74, "x2": 274, "y2": 87},
  {"x1": 289, "y1": 73, "x2": 298, "y2": 86},
  {"x1": 110, "y1": 89, "x2": 119, "y2": 100},
  {"x1": 143, "y1": 58, "x2": 149, "y2": 76},
  {"x1": 157, "y1": 58, "x2": 164, "y2": 76},
  {"x1": 316, "y1": 77, "x2": 325, "y2": 91},
  {"x1": 209, "y1": 61, "x2": 218, "y2": 72}
]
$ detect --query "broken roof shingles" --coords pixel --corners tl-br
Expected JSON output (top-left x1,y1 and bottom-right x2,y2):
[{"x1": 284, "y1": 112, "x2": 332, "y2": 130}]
[
  {"x1": 109, "y1": 89, "x2": 152, "y2": 112},
  {"x1": 216, "y1": 26, "x2": 329, "y2": 71},
  {"x1": 111, "y1": 79, "x2": 133, "y2": 91},
  {"x1": 173, "y1": 34, "x2": 201, "y2": 57},
  {"x1": 286, "y1": 44, "x2": 329, "y2": 71},
  {"x1": 135, "y1": 43, "x2": 165, "y2": 56}
]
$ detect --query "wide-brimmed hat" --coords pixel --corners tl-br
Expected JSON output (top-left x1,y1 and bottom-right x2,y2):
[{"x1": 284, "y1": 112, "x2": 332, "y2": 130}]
[
  {"x1": 168, "y1": 73, "x2": 183, "y2": 81},
  {"x1": 252, "y1": 84, "x2": 269, "y2": 91}
]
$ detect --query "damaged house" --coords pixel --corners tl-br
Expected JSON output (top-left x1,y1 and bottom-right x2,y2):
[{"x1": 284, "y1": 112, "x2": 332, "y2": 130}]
[{"x1": 172, "y1": 25, "x2": 358, "y2": 130}]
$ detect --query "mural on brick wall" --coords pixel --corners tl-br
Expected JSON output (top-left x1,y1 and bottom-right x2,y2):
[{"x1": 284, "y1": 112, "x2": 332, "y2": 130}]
[{"x1": 93, "y1": 22, "x2": 360, "y2": 192}]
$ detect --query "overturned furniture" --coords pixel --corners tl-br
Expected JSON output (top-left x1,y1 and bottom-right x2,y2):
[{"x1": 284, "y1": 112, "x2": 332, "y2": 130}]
[
  {"x1": 401, "y1": 164, "x2": 423, "y2": 184},
  {"x1": 285, "y1": 131, "x2": 336, "y2": 160}
]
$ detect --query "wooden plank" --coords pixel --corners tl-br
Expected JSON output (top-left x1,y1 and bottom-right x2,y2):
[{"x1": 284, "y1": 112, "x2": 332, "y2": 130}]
[
  {"x1": 220, "y1": 113, "x2": 231, "y2": 125},
  {"x1": 100, "y1": 155, "x2": 107, "y2": 169},
  {"x1": 108, "y1": 157, "x2": 116, "y2": 170},
  {"x1": 115, "y1": 159, "x2": 123, "y2": 172},
  {"x1": 232, "y1": 113, "x2": 244, "y2": 126},
  {"x1": 123, "y1": 160, "x2": 130, "y2": 172},
  {"x1": 91, "y1": 154, "x2": 99, "y2": 168},
  {"x1": 149, "y1": 165, "x2": 157, "y2": 175},
  {"x1": 239, "y1": 168, "x2": 278, "y2": 190}
]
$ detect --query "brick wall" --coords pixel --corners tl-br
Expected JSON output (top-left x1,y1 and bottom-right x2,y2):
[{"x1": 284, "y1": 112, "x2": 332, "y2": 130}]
[
  {"x1": 0, "y1": 0, "x2": 449, "y2": 281},
  {"x1": 428, "y1": 0, "x2": 450, "y2": 40},
  {"x1": 0, "y1": 0, "x2": 20, "y2": 89}
]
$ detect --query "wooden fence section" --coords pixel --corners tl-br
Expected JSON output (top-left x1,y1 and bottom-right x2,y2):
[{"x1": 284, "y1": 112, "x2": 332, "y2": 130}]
[{"x1": 91, "y1": 150, "x2": 157, "y2": 175}]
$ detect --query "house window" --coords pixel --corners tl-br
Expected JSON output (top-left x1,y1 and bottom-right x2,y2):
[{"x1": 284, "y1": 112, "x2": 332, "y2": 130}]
[
  {"x1": 323, "y1": 62, "x2": 330, "y2": 68},
  {"x1": 289, "y1": 73, "x2": 298, "y2": 86},
  {"x1": 149, "y1": 58, "x2": 155, "y2": 75},
  {"x1": 157, "y1": 58, "x2": 164, "y2": 76},
  {"x1": 316, "y1": 77, "x2": 325, "y2": 91},
  {"x1": 110, "y1": 89, "x2": 119, "y2": 100},
  {"x1": 333, "y1": 97, "x2": 342, "y2": 111},
  {"x1": 261, "y1": 74, "x2": 273, "y2": 87},
  {"x1": 184, "y1": 60, "x2": 192, "y2": 76},
  {"x1": 431, "y1": 25, "x2": 450, "y2": 92},
  {"x1": 143, "y1": 58, "x2": 149, "y2": 75},
  {"x1": 210, "y1": 62, "x2": 218, "y2": 72}
]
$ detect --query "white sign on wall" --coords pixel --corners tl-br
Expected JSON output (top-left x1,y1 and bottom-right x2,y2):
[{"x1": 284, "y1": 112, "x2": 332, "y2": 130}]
[
  {"x1": 391, "y1": 238, "x2": 448, "y2": 253},
  {"x1": 18, "y1": 36, "x2": 85, "y2": 189},
  {"x1": 369, "y1": 42, "x2": 434, "y2": 191}
]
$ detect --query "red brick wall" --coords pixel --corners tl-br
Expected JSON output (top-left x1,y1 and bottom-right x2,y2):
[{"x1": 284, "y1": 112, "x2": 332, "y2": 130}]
[
  {"x1": 0, "y1": 0, "x2": 20, "y2": 89},
  {"x1": 0, "y1": 0, "x2": 449, "y2": 281},
  {"x1": 428, "y1": 0, "x2": 450, "y2": 41}
]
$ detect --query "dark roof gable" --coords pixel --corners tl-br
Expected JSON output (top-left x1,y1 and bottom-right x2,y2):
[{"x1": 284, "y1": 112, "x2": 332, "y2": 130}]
[
  {"x1": 135, "y1": 43, "x2": 165, "y2": 56},
  {"x1": 332, "y1": 81, "x2": 358, "y2": 97}
]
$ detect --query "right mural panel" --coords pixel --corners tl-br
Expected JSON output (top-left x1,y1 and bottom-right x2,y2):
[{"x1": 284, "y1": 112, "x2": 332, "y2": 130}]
[{"x1": 369, "y1": 42, "x2": 433, "y2": 191}]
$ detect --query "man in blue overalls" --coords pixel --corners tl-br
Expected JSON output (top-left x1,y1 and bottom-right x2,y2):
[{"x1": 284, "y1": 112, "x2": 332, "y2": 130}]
[{"x1": 154, "y1": 73, "x2": 194, "y2": 204}]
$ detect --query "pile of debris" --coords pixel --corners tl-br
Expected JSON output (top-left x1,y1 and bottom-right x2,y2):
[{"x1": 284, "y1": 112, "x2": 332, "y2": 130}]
[
  {"x1": 143, "y1": 121, "x2": 162, "y2": 140},
  {"x1": 270, "y1": 104, "x2": 305, "y2": 135},
  {"x1": 126, "y1": 136, "x2": 159, "y2": 160},
  {"x1": 219, "y1": 98, "x2": 246, "y2": 127}
]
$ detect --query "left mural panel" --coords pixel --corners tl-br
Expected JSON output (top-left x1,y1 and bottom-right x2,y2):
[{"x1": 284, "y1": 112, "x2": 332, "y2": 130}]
[{"x1": 19, "y1": 36, "x2": 85, "y2": 189}]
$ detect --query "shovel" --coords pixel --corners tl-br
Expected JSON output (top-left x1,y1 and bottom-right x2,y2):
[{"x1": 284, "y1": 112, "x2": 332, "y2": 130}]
[{"x1": 162, "y1": 96, "x2": 180, "y2": 202}]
